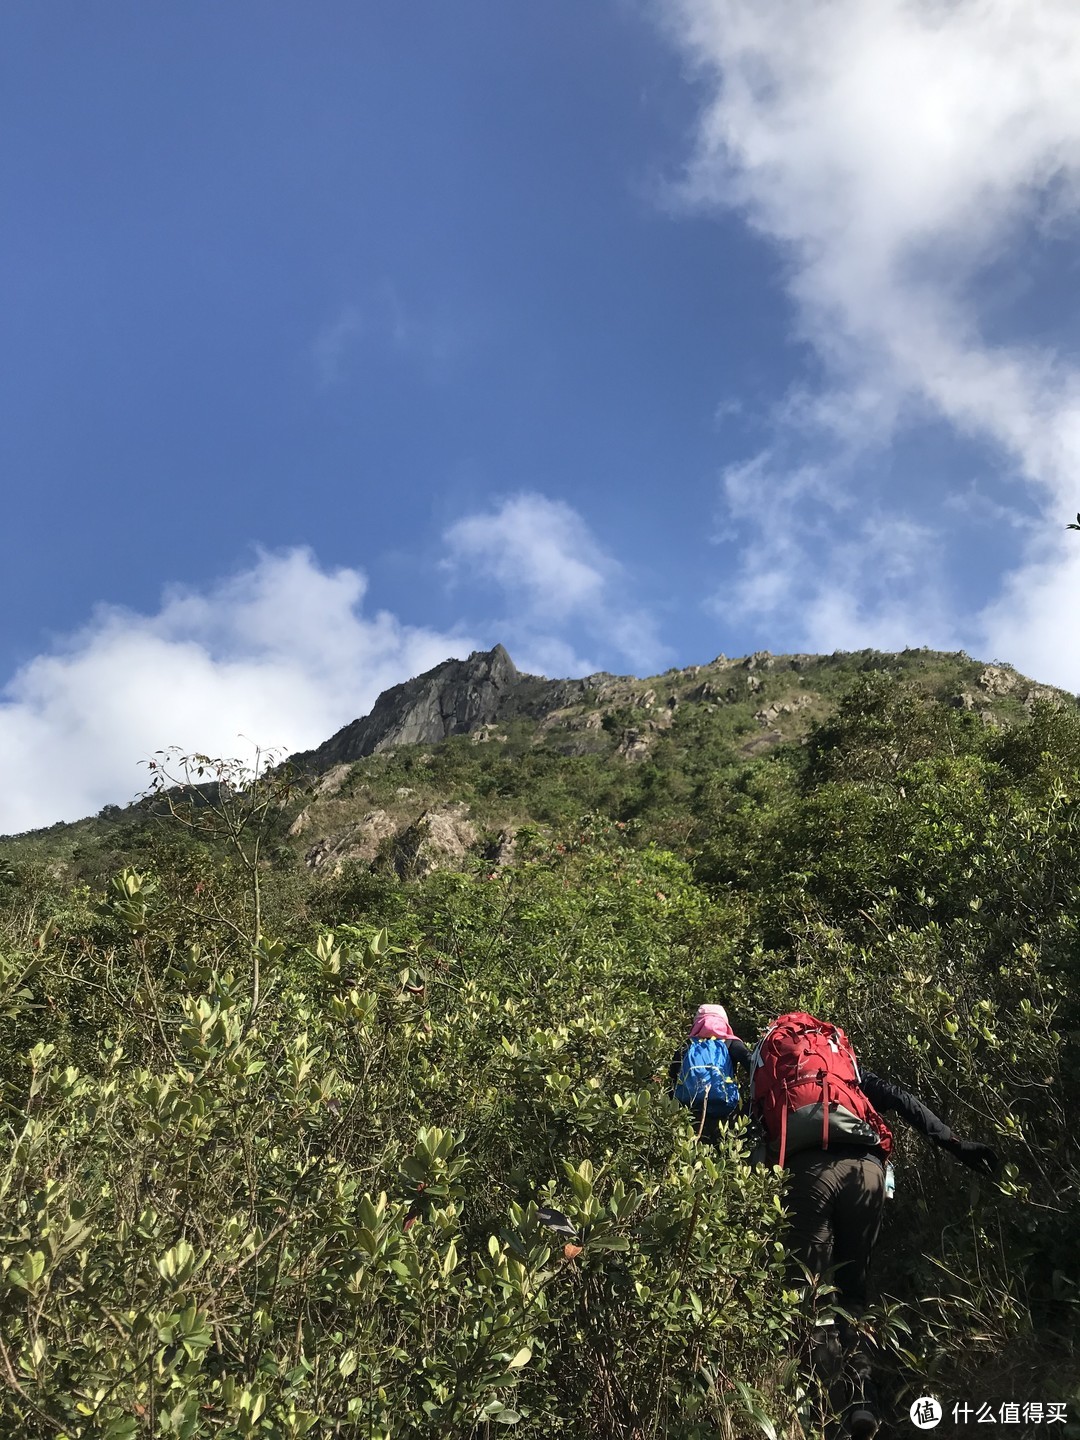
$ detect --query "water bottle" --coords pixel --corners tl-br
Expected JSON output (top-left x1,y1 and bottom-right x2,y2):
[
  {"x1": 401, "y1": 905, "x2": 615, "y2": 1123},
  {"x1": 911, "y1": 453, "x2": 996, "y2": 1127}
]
[{"x1": 884, "y1": 1162, "x2": 896, "y2": 1200}]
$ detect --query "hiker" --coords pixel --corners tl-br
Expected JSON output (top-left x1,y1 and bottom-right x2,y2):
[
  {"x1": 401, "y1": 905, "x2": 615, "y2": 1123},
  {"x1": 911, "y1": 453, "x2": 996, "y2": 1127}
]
[
  {"x1": 668, "y1": 1003, "x2": 752, "y2": 1142},
  {"x1": 750, "y1": 1011, "x2": 999, "y2": 1440}
]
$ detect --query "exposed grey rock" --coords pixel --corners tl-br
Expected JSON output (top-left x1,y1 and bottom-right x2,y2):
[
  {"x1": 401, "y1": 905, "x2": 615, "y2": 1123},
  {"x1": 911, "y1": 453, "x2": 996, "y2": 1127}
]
[
  {"x1": 486, "y1": 827, "x2": 519, "y2": 868},
  {"x1": 304, "y1": 809, "x2": 399, "y2": 870},
  {"x1": 754, "y1": 693, "x2": 812, "y2": 726},
  {"x1": 950, "y1": 692, "x2": 977, "y2": 710},
  {"x1": 393, "y1": 803, "x2": 478, "y2": 878},
  {"x1": 978, "y1": 665, "x2": 1018, "y2": 696},
  {"x1": 537, "y1": 707, "x2": 605, "y2": 737},
  {"x1": 293, "y1": 646, "x2": 523, "y2": 771},
  {"x1": 312, "y1": 763, "x2": 352, "y2": 798},
  {"x1": 740, "y1": 729, "x2": 783, "y2": 756},
  {"x1": 616, "y1": 728, "x2": 652, "y2": 761},
  {"x1": 288, "y1": 809, "x2": 312, "y2": 838},
  {"x1": 1024, "y1": 685, "x2": 1061, "y2": 711}
]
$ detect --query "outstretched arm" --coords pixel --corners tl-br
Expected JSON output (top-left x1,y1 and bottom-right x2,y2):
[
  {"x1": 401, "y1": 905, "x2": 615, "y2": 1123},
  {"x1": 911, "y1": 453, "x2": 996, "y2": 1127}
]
[
  {"x1": 728, "y1": 1037, "x2": 753, "y2": 1070},
  {"x1": 667, "y1": 1046, "x2": 685, "y2": 1096},
  {"x1": 861, "y1": 1070, "x2": 999, "y2": 1175}
]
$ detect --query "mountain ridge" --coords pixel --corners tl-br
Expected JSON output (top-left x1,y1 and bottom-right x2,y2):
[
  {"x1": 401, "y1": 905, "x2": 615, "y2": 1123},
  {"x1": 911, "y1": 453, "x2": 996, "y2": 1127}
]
[
  {"x1": 3, "y1": 643, "x2": 1073, "y2": 850},
  {"x1": 289, "y1": 641, "x2": 1072, "y2": 776}
]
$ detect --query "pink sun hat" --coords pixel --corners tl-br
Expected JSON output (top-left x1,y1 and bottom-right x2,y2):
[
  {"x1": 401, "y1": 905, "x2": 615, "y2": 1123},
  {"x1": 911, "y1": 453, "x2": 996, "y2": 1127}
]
[{"x1": 689, "y1": 1004, "x2": 737, "y2": 1040}]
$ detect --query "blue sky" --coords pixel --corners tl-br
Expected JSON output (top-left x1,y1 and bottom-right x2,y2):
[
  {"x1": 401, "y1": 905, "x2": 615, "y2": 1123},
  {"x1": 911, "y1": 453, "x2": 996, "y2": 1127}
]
[{"x1": 4, "y1": 0, "x2": 1080, "y2": 829}]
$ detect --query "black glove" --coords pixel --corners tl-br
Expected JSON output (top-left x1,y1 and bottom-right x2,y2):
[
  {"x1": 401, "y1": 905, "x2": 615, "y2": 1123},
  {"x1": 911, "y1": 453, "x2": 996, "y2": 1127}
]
[{"x1": 951, "y1": 1138, "x2": 1000, "y2": 1177}]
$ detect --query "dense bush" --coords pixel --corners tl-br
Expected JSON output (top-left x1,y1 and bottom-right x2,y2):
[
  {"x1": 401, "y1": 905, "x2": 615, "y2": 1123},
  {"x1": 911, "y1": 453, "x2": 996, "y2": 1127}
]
[{"x1": 2, "y1": 680, "x2": 1079, "y2": 1435}]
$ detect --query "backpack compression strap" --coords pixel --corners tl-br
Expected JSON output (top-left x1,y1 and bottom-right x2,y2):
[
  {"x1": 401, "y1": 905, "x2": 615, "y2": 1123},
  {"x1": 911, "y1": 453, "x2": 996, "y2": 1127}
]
[{"x1": 821, "y1": 1071, "x2": 830, "y2": 1151}]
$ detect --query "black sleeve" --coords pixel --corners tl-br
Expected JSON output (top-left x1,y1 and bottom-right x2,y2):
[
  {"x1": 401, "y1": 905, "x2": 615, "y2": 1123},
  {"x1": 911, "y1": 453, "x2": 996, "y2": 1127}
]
[
  {"x1": 860, "y1": 1070, "x2": 956, "y2": 1148},
  {"x1": 667, "y1": 1046, "x2": 686, "y2": 1096},
  {"x1": 728, "y1": 1038, "x2": 753, "y2": 1070}
]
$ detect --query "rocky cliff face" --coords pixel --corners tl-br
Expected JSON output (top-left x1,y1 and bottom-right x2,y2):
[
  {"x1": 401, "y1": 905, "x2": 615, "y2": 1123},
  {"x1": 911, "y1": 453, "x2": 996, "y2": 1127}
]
[{"x1": 292, "y1": 645, "x2": 526, "y2": 772}]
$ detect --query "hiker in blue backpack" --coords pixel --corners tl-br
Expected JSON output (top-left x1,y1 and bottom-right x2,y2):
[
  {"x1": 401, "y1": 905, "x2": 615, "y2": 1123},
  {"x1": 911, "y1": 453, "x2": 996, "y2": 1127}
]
[{"x1": 668, "y1": 1004, "x2": 752, "y2": 1142}]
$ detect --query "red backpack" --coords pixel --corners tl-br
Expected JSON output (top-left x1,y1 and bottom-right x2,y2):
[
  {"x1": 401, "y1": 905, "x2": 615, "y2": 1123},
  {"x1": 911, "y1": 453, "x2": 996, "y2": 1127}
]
[{"x1": 750, "y1": 1012, "x2": 893, "y2": 1167}]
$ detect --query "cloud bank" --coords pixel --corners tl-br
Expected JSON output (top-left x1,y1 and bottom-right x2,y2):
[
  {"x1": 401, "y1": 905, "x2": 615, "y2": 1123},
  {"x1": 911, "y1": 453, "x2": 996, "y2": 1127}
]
[
  {"x1": 660, "y1": 0, "x2": 1080, "y2": 681},
  {"x1": 0, "y1": 549, "x2": 476, "y2": 833}
]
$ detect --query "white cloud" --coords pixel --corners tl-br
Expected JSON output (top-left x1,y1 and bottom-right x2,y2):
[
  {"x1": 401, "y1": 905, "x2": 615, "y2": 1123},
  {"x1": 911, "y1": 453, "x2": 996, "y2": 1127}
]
[
  {"x1": 442, "y1": 493, "x2": 671, "y2": 675},
  {"x1": 659, "y1": 0, "x2": 1080, "y2": 681},
  {"x1": 976, "y1": 534, "x2": 1080, "y2": 687},
  {"x1": 313, "y1": 306, "x2": 365, "y2": 385},
  {"x1": 312, "y1": 286, "x2": 471, "y2": 385},
  {"x1": 0, "y1": 549, "x2": 476, "y2": 833},
  {"x1": 445, "y1": 495, "x2": 608, "y2": 621}
]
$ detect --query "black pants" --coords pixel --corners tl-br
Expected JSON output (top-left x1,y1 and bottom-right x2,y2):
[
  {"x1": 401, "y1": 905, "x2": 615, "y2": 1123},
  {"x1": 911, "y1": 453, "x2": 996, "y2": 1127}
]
[{"x1": 784, "y1": 1150, "x2": 886, "y2": 1413}]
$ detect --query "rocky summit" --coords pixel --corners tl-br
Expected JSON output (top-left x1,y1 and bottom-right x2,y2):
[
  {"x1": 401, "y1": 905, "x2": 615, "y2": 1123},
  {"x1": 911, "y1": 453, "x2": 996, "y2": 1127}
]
[{"x1": 291, "y1": 644, "x2": 525, "y2": 772}]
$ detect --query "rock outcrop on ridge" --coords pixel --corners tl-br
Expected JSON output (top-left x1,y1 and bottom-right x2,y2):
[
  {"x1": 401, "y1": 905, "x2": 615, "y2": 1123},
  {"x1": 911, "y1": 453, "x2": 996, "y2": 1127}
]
[{"x1": 292, "y1": 645, "x2": 524, "y2": 772}]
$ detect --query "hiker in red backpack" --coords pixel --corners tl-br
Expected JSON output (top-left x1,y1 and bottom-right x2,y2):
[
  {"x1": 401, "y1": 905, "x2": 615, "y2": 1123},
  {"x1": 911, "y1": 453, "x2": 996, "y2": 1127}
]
[
  {"x1": 750, "y1": 1012, "x2": 999, "y2": 1440},
  {"x1": 668, "y1": 1004, "x2": 752, "y2": 1143}
]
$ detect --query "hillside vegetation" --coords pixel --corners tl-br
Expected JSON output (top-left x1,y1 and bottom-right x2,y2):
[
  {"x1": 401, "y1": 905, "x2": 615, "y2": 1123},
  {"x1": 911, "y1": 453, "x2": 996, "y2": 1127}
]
[{"x1": 0, "y1": 649, "x2": 1078, "y2": 1437}]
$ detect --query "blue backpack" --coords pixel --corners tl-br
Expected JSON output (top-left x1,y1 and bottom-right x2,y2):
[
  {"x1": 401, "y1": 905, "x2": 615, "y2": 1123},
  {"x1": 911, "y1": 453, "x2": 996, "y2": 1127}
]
[{"x1": 674, "y1": 1038, "x2": 740, "y2": 1119}]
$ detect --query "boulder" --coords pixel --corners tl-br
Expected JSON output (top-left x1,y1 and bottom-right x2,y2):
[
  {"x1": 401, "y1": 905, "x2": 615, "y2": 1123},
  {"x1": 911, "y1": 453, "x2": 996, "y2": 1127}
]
[
  {"x1": 740, "y1": 730, "x2": 783, "y2": 757},
  {"x1": 393, "y1": 803, "x2": 478, "y2": 878},
  {"x1": 470, "y1": 725, "x2": 508, "y2": 743},
  {"x1": 1024, "y1": 685, "x2": 1061, "y2": 711},
  {"x1": 312, "y1": 763, "x2": 351, "y2": 798},
  {"x1": 486, "y1": 827, "x2": 519, "y2": 868},
  {"x1": 616, "y1": 728, "x2": 652, "y2": 761},
  {"x1": 978, "y1": 665, "x2": 1018, "y2": 697},
  {"x1": 304, "y1": 809, "x2": 398, "y2": 871}
]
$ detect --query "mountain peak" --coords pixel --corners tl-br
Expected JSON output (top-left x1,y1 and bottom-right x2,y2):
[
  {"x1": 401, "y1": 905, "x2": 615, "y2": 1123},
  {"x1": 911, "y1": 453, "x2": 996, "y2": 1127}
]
[{"x1": 292, "y1": 645, "x2": 525, "y2": 771}]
